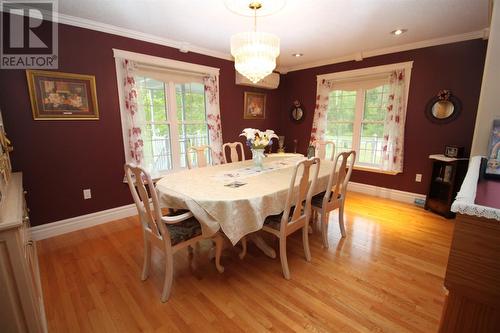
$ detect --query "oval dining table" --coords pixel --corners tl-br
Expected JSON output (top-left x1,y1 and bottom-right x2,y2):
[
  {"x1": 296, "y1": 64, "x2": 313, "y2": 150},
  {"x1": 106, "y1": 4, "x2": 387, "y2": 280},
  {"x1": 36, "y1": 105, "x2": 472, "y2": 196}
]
[{"x1": 155, "y1": 154, "x2": 336, "y2": 258}]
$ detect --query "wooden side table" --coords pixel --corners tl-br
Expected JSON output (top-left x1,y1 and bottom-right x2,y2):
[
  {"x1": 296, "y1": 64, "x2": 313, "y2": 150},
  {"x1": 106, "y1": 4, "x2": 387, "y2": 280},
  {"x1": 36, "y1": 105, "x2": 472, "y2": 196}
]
[{"x1": 424, "y1": 154, "x2": 468, "y2": 218}]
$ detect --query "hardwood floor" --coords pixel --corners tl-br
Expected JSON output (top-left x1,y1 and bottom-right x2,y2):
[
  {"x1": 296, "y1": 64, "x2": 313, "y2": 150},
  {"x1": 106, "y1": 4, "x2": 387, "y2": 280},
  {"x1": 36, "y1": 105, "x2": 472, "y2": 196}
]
[{"x1": 37, "y1": 192, "x2": 454, "y2": 332}]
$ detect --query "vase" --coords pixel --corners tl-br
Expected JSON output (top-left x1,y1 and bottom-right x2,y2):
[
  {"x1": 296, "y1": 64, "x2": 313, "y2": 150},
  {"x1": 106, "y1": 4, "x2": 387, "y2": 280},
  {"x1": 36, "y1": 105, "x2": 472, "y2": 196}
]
[{"x1": 251, "y1": 148, "x2": 265, "y2": 169}]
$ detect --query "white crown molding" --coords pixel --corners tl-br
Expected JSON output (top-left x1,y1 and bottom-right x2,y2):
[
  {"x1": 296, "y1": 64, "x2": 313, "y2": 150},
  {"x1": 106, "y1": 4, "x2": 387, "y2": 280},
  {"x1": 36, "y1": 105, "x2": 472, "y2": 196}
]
[
  {"x1": 31, "y1": 203, "x2": 137, "y2": 240},
  {"x1": 56, "y1": 13, "x2": 234, "y2": 61},
  {"x1": 348, "y1": 182, "x2": 426, "y2": 205},
  {"x1": 278, "y1": 29, "x2": 488, "y2": 73},
  {"x1": 0, "y1": 7, "x2": 488, "y2": 72}
]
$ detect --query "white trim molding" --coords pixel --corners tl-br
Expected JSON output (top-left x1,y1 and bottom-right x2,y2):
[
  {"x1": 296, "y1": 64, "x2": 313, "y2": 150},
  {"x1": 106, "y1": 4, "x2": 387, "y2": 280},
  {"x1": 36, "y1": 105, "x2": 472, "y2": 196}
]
[
  {"x1": 348, "y1": 181, "x2": 426, "y2": 205},
  {"x1": 279, "y1": 29, "x2": 487, "y2": 73},
  {"x1": 31, "y1": 182, "x2": 426, "y2": 240},
  {"x1": 31, "y1": 204, "x2": 137, "y2": 240},
  {"x1": 59, "y1": 13, "x2": 233, "y2": 61},
  {"x1": 317, "y1": 61, "x2": 413, "y2": 81},
  {"x1": 112, "y1": 49, "x2": 220, "y2": 76},
  {"x1": 0, "y1": 7, "x2": 486, "y2": 72}
]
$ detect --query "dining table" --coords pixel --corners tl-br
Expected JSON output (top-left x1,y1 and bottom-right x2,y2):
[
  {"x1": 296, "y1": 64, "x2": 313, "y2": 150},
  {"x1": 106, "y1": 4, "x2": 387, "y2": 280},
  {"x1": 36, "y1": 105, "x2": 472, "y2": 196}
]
[{"x1": 155, "y1": 154, "x2": 336, "y2": 258}]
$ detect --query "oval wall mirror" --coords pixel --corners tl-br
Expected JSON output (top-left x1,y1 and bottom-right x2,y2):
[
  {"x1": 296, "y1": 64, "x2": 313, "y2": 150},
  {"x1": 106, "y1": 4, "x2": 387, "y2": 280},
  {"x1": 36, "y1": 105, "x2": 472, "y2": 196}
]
[{"x1": 425, "y1": 90, "x2": 461, "y2": 124}]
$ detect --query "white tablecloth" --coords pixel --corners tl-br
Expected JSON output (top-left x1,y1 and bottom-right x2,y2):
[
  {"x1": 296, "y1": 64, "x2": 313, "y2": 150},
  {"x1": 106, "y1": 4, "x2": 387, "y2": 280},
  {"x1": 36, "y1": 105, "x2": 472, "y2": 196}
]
[{"x1": 156, "y1": 155, "x2": 335, "y2": 244}]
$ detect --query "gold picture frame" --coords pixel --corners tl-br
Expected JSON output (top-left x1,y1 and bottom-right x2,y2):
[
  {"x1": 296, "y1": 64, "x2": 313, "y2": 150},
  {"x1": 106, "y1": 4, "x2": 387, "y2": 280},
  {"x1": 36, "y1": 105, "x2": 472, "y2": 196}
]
[
  {"x1": 26, "y1": 69, "x2": 99, "y2": 120},
  {"x1": 243, "y1": 91, "x2": 266, "y2": 120}
]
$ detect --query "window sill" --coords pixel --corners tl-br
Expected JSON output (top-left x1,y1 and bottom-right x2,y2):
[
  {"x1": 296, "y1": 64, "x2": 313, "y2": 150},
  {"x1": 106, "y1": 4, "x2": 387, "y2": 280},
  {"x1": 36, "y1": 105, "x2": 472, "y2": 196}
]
[{"x1": 353, "y1": 165, "x2": 400, "y2": 175}]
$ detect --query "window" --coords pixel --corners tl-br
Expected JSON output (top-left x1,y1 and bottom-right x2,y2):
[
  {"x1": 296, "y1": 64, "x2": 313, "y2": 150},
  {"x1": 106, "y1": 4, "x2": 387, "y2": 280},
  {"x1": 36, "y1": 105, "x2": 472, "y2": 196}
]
[
  {"x1": 320, "y1": 61, "x2": 412, "y2": 173},
  {"x1": 326, "y1": 82, "x2": 390, "y2": 169},
  {"x1": 135, "y1": 75, "x2": 209, "y2": 174},
  {"x1": 114, "y1": 49, "x2": 221, "y2": 176}
]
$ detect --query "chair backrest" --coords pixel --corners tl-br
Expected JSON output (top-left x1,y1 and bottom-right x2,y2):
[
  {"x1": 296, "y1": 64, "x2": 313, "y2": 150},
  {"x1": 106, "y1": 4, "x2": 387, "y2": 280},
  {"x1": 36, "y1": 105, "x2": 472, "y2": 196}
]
[
  {"x1": 281, "y1": 158, "x2": 321, "y2": 229},
  {"x1": 323, "y1": 150, "x2": 356, "y2": 206},
  {"x1": 314, "y1": 140, "x2": 336, "y2": 160},
  {"x1": 222, "y1": 142, "x2": 245, "y2": 163},
  {"x1": 124, "y1": 164, "x2": 166, "y2": 241},
  {"x1": 187, "y1": 145, "x2": 212, "y2": 169}
]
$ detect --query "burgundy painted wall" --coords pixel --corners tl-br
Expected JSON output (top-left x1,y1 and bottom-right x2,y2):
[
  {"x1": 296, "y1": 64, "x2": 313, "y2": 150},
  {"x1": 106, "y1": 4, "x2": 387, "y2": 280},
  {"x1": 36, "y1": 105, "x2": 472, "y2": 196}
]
[
  {"x1": 280, "y1": 39, "x2": 487, "y2": 194},
  {"x1": 0, "y1": 19, "x2": 487, "y2": 226},
  {"x1": 0, "y1": 22, "x2": 284, "y2": 226}
]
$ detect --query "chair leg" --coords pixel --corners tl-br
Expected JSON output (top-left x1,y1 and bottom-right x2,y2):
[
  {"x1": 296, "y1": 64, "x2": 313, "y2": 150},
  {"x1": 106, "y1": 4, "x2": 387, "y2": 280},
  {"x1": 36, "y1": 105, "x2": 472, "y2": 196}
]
[
  {"x1": 279, "y1": 237, "x2": 290, "y2": 280},
  {"x1": 141, "y1": 231, "x2": 151, "y2": 281},
  {"x1": 214, "y1": 234, "x2": 225, "y2": 273},
  {"x1": 321, "y1": 211, "x2": 330, "y2": 248},
  {"x1": 339, "y1": 202, "x2": 346, "y2": 238},
  {"x1": 314, "y1": 210, "x2": 321, "y2": 232},
  {"x1": 302, "y1": 225, "x2": 312, "y2": 262},
  {"x1": 239, "y1": 236, "x2": 247, "y2": 260},
  {"x1": 161, "y1": 248, "x2": 174, "y2": 303}
]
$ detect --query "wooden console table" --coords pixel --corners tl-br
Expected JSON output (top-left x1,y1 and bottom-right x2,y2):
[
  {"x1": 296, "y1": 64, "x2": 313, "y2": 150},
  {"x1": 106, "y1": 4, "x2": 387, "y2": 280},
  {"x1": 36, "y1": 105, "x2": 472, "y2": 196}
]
[
  {"x1": 425, "y1": 154, "x2": 468, "y2": 218},
  {"x1": 438, "y1": 157, "x2": 500, "y2": 332}
]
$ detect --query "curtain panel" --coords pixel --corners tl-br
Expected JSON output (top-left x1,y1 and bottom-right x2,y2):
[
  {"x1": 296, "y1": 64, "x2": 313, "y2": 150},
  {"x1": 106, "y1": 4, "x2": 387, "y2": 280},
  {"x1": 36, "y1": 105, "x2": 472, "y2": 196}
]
[
  {"x1": 381, "y1": 69, "x2": 407, "y2": 173},
  {"x1": 203, "y1": 75, "x2": 224, "y2": 164},
  {"x1": 310, "y1": 78, "x2": 334, "y2": 144},
  {"x1": 122, "y1": 59, "x2": 144, "y2": 166}
]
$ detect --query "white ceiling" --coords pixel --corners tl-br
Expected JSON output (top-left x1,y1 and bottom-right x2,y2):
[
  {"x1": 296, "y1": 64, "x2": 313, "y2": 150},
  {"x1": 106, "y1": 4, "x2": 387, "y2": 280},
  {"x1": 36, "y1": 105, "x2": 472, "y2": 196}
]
[{"x1": 58, "y1": 0, "x2": 489, "y2": 71}]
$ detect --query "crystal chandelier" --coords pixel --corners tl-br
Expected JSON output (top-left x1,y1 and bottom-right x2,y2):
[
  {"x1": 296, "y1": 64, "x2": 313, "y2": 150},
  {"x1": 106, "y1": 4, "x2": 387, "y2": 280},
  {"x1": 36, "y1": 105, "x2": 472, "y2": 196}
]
[{"x1": 230, "y1": 2, "x2": 280, "y2": 83}]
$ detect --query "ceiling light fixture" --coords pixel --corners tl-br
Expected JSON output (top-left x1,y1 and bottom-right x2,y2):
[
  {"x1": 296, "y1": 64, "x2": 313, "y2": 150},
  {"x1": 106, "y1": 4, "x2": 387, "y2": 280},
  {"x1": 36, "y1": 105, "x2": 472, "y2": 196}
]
[
  {"x1": 230, "y1": 2, "x2": 280, "y2": 83},
  {"x1": 292, "y1": 53, "x2": 303, "y2": 57},
  {"x1": 391, "y1": 29, "x2": 408, "y2": 36}
]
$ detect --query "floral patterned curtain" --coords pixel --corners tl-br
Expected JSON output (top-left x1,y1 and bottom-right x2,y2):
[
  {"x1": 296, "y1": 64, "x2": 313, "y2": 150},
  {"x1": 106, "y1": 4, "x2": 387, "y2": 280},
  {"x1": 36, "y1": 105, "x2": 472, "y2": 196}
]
[
  {"x1": 310, "y1": 78, "x2": 334, "y2": 144},
  {"x1": 381, "y1": 69, "x2": 407, "y2": 173},
  {"x1": 203, "y1": 75, "x2": 224, "y2": 164},
  {"x1": 122, "y1": 59, "x2": 144, "y2": 165}
]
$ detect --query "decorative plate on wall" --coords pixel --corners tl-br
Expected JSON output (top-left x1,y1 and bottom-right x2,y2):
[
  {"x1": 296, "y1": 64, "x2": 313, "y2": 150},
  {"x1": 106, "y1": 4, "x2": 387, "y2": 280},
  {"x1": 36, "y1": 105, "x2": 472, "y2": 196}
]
[{"x1": 290, "y1": 100, "x2": 305, "y2": 123}]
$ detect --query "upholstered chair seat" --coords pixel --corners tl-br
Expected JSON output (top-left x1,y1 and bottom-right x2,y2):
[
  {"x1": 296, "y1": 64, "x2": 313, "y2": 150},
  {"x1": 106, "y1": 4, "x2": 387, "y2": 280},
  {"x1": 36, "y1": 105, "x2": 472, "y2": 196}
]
[{"x1": 166, "y1": 217, "x2": 202, "y2": 245}]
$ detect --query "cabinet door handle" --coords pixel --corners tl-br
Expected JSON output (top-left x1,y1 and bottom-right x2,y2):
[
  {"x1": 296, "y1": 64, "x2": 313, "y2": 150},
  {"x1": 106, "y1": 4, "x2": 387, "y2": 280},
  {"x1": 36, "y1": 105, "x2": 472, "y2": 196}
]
[{"x1": 27, "y1": 240, "x2": 34, "y2": 246}]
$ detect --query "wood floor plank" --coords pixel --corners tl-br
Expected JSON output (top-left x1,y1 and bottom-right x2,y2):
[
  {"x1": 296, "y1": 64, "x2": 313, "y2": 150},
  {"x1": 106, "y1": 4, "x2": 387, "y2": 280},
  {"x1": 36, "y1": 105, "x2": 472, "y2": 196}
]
[{"x1": 38, "y1": 192, "x2": 453, "y2": 332}]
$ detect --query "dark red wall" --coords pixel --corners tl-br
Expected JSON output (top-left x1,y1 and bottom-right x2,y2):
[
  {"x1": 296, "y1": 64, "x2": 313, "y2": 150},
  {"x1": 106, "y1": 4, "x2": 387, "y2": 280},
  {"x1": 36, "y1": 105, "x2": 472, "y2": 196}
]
[
  {"x1": 280, "y1": 39, "x2": 487, "y2": 194},
  {"x1": 0, "y1": 22, "x2": 284, "y2": 226},
  {"x1": 0, "y1": 20, "x2": 487, "y2": 226}
]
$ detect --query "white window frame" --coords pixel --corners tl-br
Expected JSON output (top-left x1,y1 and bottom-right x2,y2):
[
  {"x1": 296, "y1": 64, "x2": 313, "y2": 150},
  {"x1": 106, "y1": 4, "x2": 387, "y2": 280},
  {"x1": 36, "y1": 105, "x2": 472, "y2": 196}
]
[
  {"x1": 113, "y1": 49, "x2": 219, "y2": 175},
  {"x1": 318, "y1": 61, "x2": 413, "y2": 174}
]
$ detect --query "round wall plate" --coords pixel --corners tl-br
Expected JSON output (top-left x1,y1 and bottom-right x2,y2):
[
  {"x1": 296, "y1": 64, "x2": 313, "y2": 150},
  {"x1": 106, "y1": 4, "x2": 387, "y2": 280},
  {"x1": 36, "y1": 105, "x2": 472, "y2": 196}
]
[{"x1": 224, "y1": 0, "x2": 286, "y2": 17}]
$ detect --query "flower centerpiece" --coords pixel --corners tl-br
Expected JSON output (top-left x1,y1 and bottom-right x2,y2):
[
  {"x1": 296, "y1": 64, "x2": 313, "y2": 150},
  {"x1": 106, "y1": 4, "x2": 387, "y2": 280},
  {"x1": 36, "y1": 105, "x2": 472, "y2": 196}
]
[{"x1": 240, "y1": 128, "x2": 278, "y2": 168}]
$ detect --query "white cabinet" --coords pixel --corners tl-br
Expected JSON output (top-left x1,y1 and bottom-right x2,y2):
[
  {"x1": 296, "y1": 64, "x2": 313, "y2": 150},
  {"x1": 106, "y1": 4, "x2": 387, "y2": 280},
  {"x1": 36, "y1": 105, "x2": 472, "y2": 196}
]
[{"x1": 0, "y1": 173, "x2": 47, "y2": 332}]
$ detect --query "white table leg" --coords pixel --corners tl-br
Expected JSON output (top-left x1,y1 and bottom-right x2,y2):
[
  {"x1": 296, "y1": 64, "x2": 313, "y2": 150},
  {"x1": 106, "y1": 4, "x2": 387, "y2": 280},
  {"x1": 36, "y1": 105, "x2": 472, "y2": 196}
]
[{"x1": 250, "y1": 234, "x2": 276, "y2": 258}]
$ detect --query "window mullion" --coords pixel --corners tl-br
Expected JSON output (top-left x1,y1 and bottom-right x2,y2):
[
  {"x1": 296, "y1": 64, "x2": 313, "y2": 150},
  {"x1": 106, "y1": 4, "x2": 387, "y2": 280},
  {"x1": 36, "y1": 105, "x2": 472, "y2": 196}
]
[
  {"x1": 352, "y1": 88, "x2": 364, "y2": 154},
  {"x1": 168, "y1": 82, "x2": 181, "y2": 170}
]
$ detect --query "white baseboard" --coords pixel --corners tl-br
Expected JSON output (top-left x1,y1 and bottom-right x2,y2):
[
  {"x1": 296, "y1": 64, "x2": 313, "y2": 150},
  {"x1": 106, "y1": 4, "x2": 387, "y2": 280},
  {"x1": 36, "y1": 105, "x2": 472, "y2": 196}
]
[
  {"x1": 31, "y1": 204, "x2": 137, "y2": 240},
  {"x1": 348, "y1": 181, "x2": 426, "y2": 204},
  {"x1": 31, "y1": 183, "x2": 425, "y2": 240}
]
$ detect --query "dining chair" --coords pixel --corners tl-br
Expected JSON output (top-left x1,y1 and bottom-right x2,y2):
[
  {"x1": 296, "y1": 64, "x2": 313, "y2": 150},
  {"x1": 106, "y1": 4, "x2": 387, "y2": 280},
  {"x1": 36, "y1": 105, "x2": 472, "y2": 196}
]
[
  {"x1": 311, "y1": 150, "x2": 356, "y2": 248},
  {"x1": 222, "y1": 142, "x2": 245, "y2": 163},
  {"x1": 314, "y1": 140, "x2": 336, "y2": 160},
  {"x1": 186, "y1": 145, "x2": 212, "y2": 169},
  {"x1": 261, "y1": 157, "x2": 320, "y2": 279},
  {"x1": 124, "y1": 164, "x2": 224, "y2": 302}
]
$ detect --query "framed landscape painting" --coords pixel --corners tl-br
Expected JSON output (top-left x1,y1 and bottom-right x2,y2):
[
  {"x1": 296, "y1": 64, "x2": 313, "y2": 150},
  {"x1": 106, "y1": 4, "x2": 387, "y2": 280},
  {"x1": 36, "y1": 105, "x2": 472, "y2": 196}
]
[
  {"x1": 243, "y1": 92, "x2": 266, "y2": 120},
  {"x1": 26, "y1": 70, "x2": 99, "y2": 120}
]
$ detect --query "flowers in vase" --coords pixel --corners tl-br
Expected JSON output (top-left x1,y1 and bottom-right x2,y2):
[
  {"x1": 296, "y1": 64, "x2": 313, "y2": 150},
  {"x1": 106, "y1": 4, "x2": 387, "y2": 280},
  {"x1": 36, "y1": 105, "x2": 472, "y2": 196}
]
[{"x1": 240, "y1": 128, "x2": 278, "y2": 149}]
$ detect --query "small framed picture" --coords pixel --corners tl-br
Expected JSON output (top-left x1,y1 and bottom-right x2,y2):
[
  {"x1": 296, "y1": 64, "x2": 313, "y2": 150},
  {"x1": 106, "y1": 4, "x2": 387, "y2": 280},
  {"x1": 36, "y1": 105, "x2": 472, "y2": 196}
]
[
  {"x1": 444, "y1": 145, "x2": 464, "y2": 158},
  {"x1": 243, "y1": 92, "x2": 266, "y2": 120},
  {"x1": 26, "y1": 70, "x2": 99, "y2": 120},
  {"x1": 485, "y1": 120, "x2": 500, "y2": 179}
]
